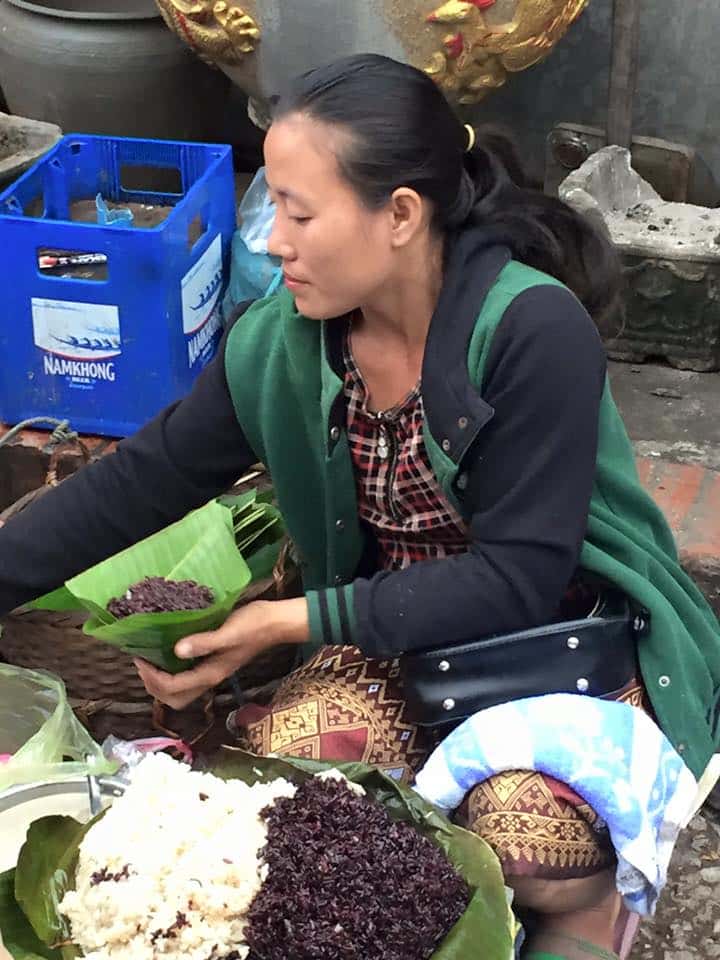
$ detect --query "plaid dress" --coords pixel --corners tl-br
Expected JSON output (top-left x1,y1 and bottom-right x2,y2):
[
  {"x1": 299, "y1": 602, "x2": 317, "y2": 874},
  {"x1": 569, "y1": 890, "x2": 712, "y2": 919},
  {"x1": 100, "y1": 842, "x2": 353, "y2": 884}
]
[{"x1": 342, "y1": 332, "x2": 469, "y2": 570}]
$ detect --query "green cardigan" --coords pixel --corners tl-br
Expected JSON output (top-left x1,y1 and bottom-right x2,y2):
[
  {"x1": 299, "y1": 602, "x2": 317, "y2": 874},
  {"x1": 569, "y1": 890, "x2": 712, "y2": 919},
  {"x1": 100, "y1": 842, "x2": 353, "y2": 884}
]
[{"x1": 226, "y1": 261, "x2": 720, "y2": 780}]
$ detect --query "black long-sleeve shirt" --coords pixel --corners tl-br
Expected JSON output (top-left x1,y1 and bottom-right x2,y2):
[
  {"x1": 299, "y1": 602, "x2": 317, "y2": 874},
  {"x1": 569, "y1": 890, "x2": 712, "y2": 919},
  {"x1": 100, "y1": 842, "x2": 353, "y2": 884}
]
[{"x1": 0, "y1": 283, "x2": 606, "y2": 657}]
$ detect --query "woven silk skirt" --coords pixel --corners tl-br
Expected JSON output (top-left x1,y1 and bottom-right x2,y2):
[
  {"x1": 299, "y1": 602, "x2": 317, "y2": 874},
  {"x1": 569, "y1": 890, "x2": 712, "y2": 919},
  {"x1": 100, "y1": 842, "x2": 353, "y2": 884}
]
[{"x1": 230, "y1": 645, "x2": 646, "y2": 882}]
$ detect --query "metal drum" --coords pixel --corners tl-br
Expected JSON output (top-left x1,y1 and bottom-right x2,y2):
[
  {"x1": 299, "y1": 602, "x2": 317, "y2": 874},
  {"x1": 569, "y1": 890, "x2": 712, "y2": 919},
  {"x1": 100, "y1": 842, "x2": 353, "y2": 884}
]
[
  {"x1": 154, "y1": 0, "x2": 590, "y2": 120},
  {"x1": 0, "y1": 0, "x2": 231, "y2": 141}
]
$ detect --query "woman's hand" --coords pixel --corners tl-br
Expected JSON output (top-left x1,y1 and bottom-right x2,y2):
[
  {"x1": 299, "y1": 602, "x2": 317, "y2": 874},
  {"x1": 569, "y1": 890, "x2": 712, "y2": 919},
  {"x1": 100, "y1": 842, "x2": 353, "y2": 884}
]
[{"x1": 133, "y1": 597, "x2": 309, "y2": 710}]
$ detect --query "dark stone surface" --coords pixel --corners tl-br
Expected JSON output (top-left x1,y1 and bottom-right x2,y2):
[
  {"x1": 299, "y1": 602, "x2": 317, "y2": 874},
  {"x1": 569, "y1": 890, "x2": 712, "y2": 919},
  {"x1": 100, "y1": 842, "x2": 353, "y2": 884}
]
[
  {"x1": 606, "y1": 257, "x2": 720, "y2": 373},
  {"x1": 608, "y1": 361, "x2": 720, "y2": 471},
  {"x1": 631, "y1": 810, "x2": 720, "y2": 959}
]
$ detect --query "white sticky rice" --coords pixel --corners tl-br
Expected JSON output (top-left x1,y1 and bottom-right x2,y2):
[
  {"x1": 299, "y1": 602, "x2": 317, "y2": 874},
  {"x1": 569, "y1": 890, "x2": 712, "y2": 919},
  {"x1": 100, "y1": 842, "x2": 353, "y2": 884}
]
[{"x1": 60, "y1": 752, "x2": 297, "y2": 960}]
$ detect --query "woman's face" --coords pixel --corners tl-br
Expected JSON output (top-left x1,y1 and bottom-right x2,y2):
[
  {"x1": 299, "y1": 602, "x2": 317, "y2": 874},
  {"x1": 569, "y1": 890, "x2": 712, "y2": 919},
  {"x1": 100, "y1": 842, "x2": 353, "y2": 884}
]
[{"x1": 264, "y1": 114, "x2": 401, "y2": 320}]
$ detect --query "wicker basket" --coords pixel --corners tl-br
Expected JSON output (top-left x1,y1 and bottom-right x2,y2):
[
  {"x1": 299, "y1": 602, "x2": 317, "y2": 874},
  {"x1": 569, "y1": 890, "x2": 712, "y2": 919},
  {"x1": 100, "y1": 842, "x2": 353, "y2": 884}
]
[{"x1": 0, "y1": 459, "x2": 297, "y2": 745}]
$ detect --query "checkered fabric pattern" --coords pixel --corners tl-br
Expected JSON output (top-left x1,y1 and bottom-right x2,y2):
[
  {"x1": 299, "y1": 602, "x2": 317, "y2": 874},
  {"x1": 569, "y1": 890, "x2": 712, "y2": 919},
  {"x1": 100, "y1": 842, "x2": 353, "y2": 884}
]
[{"x1": 343, "y1": 333, "x2": 469, "y2": 571}]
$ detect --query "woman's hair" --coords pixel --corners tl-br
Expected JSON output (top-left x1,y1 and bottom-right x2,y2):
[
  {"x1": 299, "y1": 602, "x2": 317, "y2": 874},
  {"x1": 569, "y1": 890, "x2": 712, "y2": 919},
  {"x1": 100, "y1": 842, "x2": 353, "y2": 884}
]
[{"x1": 272, "y1": 53, "x2": 620, "y2": 328}]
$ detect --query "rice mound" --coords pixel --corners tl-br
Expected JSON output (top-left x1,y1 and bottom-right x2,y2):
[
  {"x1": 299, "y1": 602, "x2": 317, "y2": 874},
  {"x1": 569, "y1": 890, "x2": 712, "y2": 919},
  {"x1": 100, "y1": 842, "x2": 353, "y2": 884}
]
[
  {"x1": 107, "y1": 576, "x2": 214, "y2": 619},
  {"x1": 245, "y1": 773, "x2": 470, "y2": 959},
  {"x1": 60, "y1": 753, "x2": 296, "y2": 960}
]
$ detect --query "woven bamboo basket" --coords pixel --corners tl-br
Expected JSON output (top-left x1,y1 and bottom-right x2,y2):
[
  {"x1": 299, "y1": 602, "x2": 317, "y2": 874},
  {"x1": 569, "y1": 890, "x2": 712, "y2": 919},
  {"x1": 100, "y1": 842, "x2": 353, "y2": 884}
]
[{"x1": 0, "y1": 455, "x2": 298, "y2": 745}]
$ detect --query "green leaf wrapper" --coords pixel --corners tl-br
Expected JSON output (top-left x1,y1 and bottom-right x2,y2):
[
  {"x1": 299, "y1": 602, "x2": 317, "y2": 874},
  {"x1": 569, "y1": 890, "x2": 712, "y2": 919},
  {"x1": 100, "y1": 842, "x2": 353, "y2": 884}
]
[
  {"x1": 30, "y1": 494, "x2": 285, "y2": 674},
  {"x1": 0, "y1": 868, "x2": 54, "y2": 960},
  {"x1": 9, "y1": 754, "x2": 516, "y2": 960},
  {"x1": 8, "y1": 812, "x2": 101, "y2": 960},
  {"x1": 211, "y1": 750, "x2": 517, "y2": 960}
]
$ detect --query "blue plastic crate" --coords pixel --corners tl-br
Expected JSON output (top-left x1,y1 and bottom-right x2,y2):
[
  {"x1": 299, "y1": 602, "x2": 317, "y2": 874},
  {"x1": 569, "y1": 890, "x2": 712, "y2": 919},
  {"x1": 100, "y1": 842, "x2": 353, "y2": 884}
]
[{"x1": 0, "y1": 134, "x2": 236, "y2": 437}]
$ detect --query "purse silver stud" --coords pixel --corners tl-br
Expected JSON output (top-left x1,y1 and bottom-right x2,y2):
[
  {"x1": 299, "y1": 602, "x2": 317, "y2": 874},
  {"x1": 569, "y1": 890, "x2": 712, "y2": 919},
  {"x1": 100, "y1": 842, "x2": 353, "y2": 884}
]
[
  {"x1": 576, "y1": 677, "x2": 589, "y2": 693},
  {"x1": 567, "y1": 636, "x2": 579, "y2": 650},
  {"x1": 438, "y1": 660, "x2": 451, "y2": 672},
  {"x1": 442, "y1": 698, "x2": 456, "y2": 711}
]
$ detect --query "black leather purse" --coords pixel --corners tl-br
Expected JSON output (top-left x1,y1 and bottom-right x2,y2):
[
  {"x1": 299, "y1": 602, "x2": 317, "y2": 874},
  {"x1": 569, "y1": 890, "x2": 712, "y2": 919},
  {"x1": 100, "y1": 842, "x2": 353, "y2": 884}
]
[{"x1": 400, "y1": 591, "x2": 648, "y2": 727}]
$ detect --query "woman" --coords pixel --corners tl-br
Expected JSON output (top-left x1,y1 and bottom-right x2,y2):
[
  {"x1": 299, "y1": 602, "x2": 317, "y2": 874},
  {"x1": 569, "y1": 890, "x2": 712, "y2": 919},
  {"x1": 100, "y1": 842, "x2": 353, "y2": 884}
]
[{"x1": 0, "y1": 55, "x2": 718, "y2": 960}]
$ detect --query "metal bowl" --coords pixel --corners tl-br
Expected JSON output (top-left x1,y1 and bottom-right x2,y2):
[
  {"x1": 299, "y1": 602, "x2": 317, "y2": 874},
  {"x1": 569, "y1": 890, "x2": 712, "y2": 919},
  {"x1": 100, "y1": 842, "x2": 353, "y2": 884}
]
[{"x1": 0, "y1": 775, "x2": 126, "y2": 873}]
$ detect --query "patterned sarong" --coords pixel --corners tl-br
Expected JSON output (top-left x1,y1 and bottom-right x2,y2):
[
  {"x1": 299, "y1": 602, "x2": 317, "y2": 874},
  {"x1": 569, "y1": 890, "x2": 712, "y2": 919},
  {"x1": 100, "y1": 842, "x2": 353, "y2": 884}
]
[{"x1": 230, "y1": 645, "x2": 646, "y2": 881}]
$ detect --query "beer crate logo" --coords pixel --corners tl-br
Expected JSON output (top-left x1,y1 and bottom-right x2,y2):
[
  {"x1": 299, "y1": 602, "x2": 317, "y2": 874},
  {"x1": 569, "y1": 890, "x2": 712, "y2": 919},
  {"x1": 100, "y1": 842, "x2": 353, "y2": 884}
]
[
  {"x1": 181, "y1": 233, "x2": 224, "y2": 368},
  {"x1": 32, "y1": 298, "x2": 121, "y2": 384}
]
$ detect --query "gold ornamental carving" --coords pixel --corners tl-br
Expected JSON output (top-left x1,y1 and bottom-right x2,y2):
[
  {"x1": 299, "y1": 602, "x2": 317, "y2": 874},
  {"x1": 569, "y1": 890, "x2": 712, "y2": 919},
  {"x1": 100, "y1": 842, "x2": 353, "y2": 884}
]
[
  {"x1": 422, "y1": 0, "x2": 589, "y2": 104},
  {"x1": 153, "y1": 0, "x2": 589, "y2": 110},
  {"x1": 155, "y1": 1, "x2": 260, "y2": 63}
]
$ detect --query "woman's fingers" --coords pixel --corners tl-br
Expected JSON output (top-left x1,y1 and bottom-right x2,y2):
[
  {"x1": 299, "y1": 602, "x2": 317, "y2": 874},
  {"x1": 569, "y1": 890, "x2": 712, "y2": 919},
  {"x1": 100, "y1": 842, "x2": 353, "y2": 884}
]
[
  {"x1": 133, "y1": 616, "x2": 258, "y2": 708},
  {"x1": 133, "y1": 599, "x2": 306, "y2": 710},
  {"x1": 174, "y1": 628, "x2": 229, "y2": 660},
  {"x1": 133, "y1": 656, "x2": 229, "y2": 710},
  {"x1": 174, "y1": 603, "x2": 269, "y2": 660}
]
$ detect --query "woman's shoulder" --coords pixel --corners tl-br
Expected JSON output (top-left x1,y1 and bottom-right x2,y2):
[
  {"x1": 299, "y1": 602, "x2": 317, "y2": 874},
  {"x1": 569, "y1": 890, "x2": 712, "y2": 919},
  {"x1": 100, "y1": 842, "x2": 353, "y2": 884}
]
[
  {"x1": 223, "y1": 288, "x2": 323, "y2": 396},
  {"x1": 222, "y1": 292, "x2": 286, "y2": 390},
  {"x1": 492, "y1": 259, "x2": 573, "y2": 303},
  {"x1": 482, "y1": 259, "x2": 600, "y2": 341},
  {"x1": 470, "y1": 260, "x2": 605, "y2": 391},
  {"x1": 225, "y1": 289, "x2": 289, "y2": 339},
  {"x1": 224, "y1": 288, "x2": 302, "y2": 358}
]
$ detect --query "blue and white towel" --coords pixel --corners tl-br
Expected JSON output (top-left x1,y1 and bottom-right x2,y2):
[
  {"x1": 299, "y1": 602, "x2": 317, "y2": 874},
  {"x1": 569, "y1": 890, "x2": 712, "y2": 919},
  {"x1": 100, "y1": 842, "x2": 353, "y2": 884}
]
[{"x1": 413, "y1": 695, "x2": 698, "y2": 915}]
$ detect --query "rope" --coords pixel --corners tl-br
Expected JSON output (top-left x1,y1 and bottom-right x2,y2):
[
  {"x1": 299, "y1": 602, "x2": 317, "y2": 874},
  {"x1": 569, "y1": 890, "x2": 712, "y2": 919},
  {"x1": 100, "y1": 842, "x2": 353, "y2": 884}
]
[{"x1": 0, "y1": 417, "x2": 78, "y2": 451}]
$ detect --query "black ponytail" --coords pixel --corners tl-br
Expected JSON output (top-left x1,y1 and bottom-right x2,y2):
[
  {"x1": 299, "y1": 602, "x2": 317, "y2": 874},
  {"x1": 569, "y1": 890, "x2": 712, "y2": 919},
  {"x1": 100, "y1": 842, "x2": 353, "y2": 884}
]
[
  {"x1": 461, "y1": 133, "x2": 620, "y2": 324},
  {"x1": 273, "y1": 53, "x2": 620, "y2": 328}
]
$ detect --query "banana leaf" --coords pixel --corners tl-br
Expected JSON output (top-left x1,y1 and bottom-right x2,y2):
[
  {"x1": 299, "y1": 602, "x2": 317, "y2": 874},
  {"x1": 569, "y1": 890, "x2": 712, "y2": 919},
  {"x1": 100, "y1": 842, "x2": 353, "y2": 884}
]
[
  {"x1": 227, "y1": 492, "x2": 285, "y2": 576},
  {"x1": 218, "y1": 488, "x2": 275, "y2": 512},
  {"x1": 210, "y1": 750, "x2": 517, "y2": 960},
  {"x1": 26, "y1": 585, "x2": 76, "y2": 613},
  {"x1": 31, "y1": 493, "x2": 285, "y2": 622},
  {"x1": 3, "y1": 813, "x2": 98, "y2": 960},
  {"x1": 224, "y1": 490, "x2": 283, "y2": 556},
  {"x1": 0, "y1": 870, "x2": 54, "y2": 960},
  {"x1": 13, "y1": 815, "x2": 94, "y2": 959},
  {"x1": 10, "y1": 754, "x2": 517, "y2": 960},
  {"x1": 245, "y1": 538, "x2": 283, "y2": 582},
  {"x1": 237, "y1": 516, "x2": 280, "y2": 555},
  {"x1": 29, "y1": 501, "x2": 252, "y2": 673}
]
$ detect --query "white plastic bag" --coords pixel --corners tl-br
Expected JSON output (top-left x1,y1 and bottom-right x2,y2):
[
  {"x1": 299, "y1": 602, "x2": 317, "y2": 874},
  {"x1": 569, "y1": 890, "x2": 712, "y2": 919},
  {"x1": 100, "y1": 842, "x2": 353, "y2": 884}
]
[
  {"x1": 238, "y1": 167, "x2": 276, "y2": 254},
  {"x1": 223, "y1": 167, "x2": 283, "y2": 317},
  {"x1": 0, "y1": 664, "x2": 115, "y2": 790},
  {"x1": 101, "y1": 735, "x2": 193, "y2": 783}
]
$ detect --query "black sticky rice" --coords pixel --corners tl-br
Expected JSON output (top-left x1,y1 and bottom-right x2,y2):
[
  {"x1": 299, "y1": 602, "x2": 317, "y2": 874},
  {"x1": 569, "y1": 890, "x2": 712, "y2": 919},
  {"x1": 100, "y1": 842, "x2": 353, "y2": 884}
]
[
  {"x1": 107, "y1": 576, "x2": 214, "y2": 618},
  {"x1": 245, "y1": 777, "x2": 470, "y2": 960}
]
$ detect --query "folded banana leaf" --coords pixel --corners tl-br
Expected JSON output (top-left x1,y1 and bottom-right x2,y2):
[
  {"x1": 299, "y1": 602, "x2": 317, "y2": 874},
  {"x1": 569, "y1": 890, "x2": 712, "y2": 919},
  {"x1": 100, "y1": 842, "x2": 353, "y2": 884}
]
[
  {"x1": 222, "y1": 489, "x2": 283, "y2": 556},
  {"x1": 8, "y1": 752, "x2": 517, "y2": 960},
  {"x1": 28, "y1": 495, "x2": 286, "y2": 674},
  {"x1": 13, "y1": 815, "x2": 94, "y2": 960},
  {"x1": 1, "y1": 812, "x2": 97, "y2": 960},
  {"x1": 29, "y1": 501, "x2": 251, "y2": 673},
  {"x1": 233, "y1": 490, "x2": 286, "y2": 579}
]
